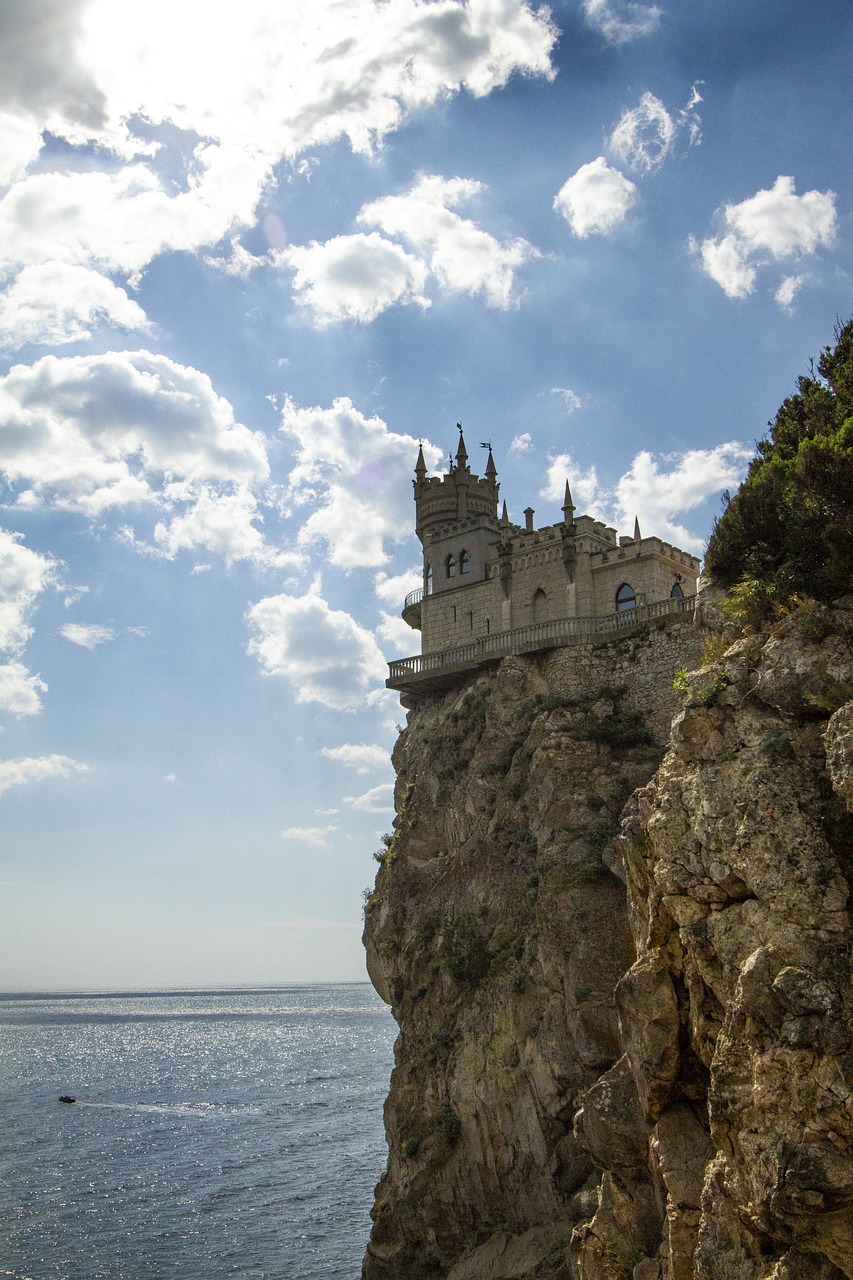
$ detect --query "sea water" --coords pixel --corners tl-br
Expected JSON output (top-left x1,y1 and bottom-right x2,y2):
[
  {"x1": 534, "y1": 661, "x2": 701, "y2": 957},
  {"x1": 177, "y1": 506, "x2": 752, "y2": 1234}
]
[{"x1": 0, "y1": 985, "x2": 396, "y2": 1280}]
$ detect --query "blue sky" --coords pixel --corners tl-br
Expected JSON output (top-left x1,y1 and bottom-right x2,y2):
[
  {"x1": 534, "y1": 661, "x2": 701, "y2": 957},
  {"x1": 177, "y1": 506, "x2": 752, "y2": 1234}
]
[{"x1": 1, "y1": 0, "x2": 850, "y2": 989}]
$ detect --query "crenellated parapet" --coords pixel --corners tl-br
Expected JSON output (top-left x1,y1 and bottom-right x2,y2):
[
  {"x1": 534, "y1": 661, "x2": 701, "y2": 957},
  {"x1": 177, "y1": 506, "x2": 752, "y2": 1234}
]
[{"x1": 400, "y1": 428, "x2": 701, "y2": 680}]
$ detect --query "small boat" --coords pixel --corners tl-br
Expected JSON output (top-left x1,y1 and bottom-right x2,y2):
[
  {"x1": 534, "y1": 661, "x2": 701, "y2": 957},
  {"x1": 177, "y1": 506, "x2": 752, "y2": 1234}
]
[{"x1": 58, "y1": 1095, "x2": 76, "y2": 1104}]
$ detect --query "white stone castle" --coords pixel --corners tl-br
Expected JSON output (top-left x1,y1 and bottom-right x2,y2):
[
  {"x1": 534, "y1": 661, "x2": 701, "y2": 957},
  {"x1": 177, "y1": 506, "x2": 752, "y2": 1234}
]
[{"x1": 388, "y1": 427, "x2": 700, "y2": 697}]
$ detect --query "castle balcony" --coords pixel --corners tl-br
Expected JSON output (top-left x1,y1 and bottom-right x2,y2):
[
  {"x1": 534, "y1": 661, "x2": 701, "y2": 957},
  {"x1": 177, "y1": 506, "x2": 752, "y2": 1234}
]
[
  {"x1": 402, "y1": 586, "x2": 424, "y2": 630},
  {"x1": 387, "y1": 595, "x2": 696, "y2": 699}
]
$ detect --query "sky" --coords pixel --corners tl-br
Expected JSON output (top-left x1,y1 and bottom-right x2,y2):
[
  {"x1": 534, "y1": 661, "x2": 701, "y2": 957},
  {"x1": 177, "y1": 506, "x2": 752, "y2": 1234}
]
[{"x1": 0, "y1": 0, "x2": 850, "y2": 989}]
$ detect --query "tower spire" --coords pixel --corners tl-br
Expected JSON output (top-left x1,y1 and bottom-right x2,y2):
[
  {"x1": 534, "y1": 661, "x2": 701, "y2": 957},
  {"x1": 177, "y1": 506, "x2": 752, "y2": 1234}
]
[
  {"x1": 562, "y1": 479, "x2": 575, "y2": 524},
  {"x1": 455, "y1": 423, "x2": 469, "y2": 470},
  {"x1": 633, "y1": 515, "x2": 642, "y2": 541},
  {"x1": 414, "y1": 442, "x2": 427, "y2": 480}
]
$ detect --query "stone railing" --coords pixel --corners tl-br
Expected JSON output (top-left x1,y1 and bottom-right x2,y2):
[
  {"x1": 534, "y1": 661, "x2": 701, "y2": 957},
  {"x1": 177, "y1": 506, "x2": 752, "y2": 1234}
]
[{"x1": 388, "y1": 595, "x2": 696, "y2": 688}]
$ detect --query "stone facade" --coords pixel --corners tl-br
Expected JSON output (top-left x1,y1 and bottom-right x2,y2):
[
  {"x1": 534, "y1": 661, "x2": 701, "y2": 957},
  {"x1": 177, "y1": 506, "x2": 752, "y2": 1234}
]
[{"x1": 407, "y1": 430, "x2": 700, "y2": 655}]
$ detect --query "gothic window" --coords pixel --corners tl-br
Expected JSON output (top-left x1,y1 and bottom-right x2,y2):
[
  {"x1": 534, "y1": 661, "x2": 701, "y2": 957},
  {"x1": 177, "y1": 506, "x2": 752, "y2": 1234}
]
[
  {"x1": 446, "y1": 554, "x2": 456, "y2": 578},
  {"x1": 459, "y1": 549, "x2": 470, "y2": 575},
  {"x1": 425, "y1": 563, "x2": 433, "y2": 595},
  {"x1": 532, "y1": 587, "x2": 548, "y2": 624},
  {"x1": 616, "y1": 583, "x2": 636, "y2": 612},
  {"x1": 670, "y1": 581, "x2": 685, "y2": 600}
]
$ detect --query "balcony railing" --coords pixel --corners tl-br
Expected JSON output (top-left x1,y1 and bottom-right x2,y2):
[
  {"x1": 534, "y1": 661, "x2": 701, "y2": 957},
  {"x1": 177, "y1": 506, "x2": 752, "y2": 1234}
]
[
  {"x1": 404, "y1": 587, "x2": 425, "y2": 609},
  {"x1": 388, "y1": 595, "x2": 695, "y2": 689}
]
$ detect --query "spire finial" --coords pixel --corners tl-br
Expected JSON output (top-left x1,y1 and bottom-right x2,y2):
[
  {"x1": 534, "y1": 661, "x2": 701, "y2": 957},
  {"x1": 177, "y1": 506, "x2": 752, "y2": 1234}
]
[
  {"x1": 633, "y1": 515, "x2": 642, "y2": 541},
  {"x1": 481, "y1": 440, "x2": 497, "y2": 479},
  {"x1": 414, "y1": 441, "x2": 427, "y2": 479}
]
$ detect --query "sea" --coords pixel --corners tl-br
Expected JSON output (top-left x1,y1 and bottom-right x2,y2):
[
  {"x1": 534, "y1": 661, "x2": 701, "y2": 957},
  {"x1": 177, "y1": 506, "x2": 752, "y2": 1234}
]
[{"x1": 0, "y1": 985, "x2": 397, "y2": 1280}]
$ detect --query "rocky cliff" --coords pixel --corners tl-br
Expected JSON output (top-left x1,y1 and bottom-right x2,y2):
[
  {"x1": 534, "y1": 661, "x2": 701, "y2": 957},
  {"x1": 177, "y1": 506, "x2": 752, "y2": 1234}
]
[{"x1": 362, "y1": 600, "x2": 853, "y2": 1280}]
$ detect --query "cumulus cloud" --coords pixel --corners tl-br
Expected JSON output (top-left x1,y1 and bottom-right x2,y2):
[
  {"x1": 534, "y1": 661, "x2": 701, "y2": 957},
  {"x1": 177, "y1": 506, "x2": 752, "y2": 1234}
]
[
  {"x1": 359, "y1": 174, "x2": 538, "y2": 309},
  {"x1": 280, "y1": 232, "x2": 429, "y2": 325},
  {"x1": 376, "y1": 610, "x2": 419, "y2": 654},
  {"x1": 246, "y1": 583, "x2": 388, "y2": 710},
  {"x1": 0, "y1": 0, "x2": 556, "y2": 285},
  {"x1": 374, "y1": 568, "x2": 422, "y2": 606},
  {"x1": 320, "y1": 743, "x2": 391, "y2": 773},
  {"x1": 0, "y1": 264, "x2": 153, "y2": 350},
  {"x1": 612, "y1": 443, "x2": 753, "y2": 551},
  {"x1": 60, "y1": 622, "x2": 115, "y2": 649},
  {"x1": 541, "y1": 443, "x2": 752, "y2": 554},
  {"x1": 344, "y1": 783, "x2": 395, "y2": 813},
  {"x1": 281, "y1": 396, "x2": 440, "y2": 569},
  {"x1": 775, "y1": 274, "x2": 806, "y2": 311},
  {"x1": 509, "y1": 432, "x2": 533, "y2": 452},
  {"x1": 280, "y1": 824, "x2": 338, "y2": 847},
  {"x1": 0, "y1": 753, "x2": 90, "y2": 796},
  {"x1": 0, "y1": 350, "x2": 284, "y2": 567},
  {"x1": 694, "y1": 176, "x2": 837, "y2": 301},
  {"x1": 0, "y1": 528, "x2": 56, "y2": 717},
  {"x1": 554, "y1": 158, "x2": 637, "y2": 238},
  {"x1": 582, "y1": 0, "x2": 662, "y2": 44}
]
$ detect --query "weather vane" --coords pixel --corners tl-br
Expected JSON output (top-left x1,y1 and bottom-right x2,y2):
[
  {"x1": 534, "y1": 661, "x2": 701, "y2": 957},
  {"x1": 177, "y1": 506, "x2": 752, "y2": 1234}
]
[{"x1": 480, "y1": 440, "x2": 492, "y2": 451}]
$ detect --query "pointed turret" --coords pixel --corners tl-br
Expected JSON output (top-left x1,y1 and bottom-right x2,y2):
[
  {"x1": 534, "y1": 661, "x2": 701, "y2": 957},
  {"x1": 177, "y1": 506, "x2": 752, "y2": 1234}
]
[
  {"x1": 414, "y1": 443, "x2": 427, "y2": 480},
  {"x1": 484, "y1": 445, "x2": 497, "y2": 480},
  {"x1": 455, "y1": 424, "x2": 469, "y2": 471},
  {"x1": 501, "y1": 500, "x2": 509, "y2": 525},
  {"x1": 562, "y1": 479, "x2": 575, "y2": 524},
  {"x1": 633, "y1": 516, "x2": 642, "y2": 542}
]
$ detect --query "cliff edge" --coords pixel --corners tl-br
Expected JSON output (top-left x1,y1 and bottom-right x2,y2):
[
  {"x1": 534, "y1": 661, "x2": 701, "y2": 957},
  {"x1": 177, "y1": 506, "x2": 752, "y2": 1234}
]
[{"x1": 362, "y1": 600, "x2": 853, "y2": 1280}]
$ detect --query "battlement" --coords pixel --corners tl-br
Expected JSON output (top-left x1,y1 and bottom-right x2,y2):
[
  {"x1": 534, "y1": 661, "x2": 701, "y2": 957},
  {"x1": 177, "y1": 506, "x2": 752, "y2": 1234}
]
[{"x1": 390, "y1": 428, "x2": 701, "y2": 690}]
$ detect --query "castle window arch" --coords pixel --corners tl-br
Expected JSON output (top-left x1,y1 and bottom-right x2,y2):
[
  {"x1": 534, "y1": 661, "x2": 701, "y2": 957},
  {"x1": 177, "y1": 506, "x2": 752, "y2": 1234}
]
[
  {"x1": 670, "y1": 581, "x2": 684, "y2": 600},
  {"x1": 425, "y1": 563, "x2": 433, "y2": 595},
  {"x1": 616, "y1": 582, "x2": 636, "y2": 612},
  {"x1": 459, "y1": 549, "x2": 470, "y2": 575},
  {"x1": 446, "y1": 554, "x2": 456, "y2": 578},
  {"x1": 532, "y1": 587, "x2": 548, "y2": 624}
]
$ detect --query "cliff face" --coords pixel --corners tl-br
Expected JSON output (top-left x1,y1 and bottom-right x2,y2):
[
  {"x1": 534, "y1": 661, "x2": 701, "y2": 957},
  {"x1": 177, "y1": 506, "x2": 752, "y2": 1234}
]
[{"x1": 362, "y1": 604, "x2": 853, "y2": 1280}]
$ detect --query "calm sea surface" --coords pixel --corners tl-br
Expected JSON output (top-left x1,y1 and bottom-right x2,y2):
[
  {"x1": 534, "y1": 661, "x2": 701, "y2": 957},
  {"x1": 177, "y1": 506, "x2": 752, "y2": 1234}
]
[{"x1": 0, "y1": 985, "x2": 396, "y2": 1280}]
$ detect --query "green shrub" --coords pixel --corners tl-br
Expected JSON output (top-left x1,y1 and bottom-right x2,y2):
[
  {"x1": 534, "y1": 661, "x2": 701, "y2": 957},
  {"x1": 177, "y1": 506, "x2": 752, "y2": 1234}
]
[{"x1": 440, "y1": 914, "x2": 491, "y2": 986}]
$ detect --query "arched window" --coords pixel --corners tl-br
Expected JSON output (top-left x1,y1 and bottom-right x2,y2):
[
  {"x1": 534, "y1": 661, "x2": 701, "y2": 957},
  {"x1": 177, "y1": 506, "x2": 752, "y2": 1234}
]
[
  {"x1": 459, "y1": 549, "x2": 470, "y2": 575},
  {"x1": 532, "y1": 587, "x2": 548, "y2": 624},
  {"x1": 446, "y1": 554, "x2": 456, "y2": 578},
  {"x1": 425, "y1": 563, "x2": 433, "y2": 595},
  {"x1": 616, "y1": 583, "x2": 636, "y2": 612},
  {"x1": 670, "y1": 581, "x2": 684, "y2": 600}
]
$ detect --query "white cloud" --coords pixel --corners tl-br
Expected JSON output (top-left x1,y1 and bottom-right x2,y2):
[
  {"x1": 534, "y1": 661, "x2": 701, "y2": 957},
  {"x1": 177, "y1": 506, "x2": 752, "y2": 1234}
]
[
  {"x1": 320, "y1": 743, "x2": 391, "y2": 774},
  {"x1": 695, "y1": 177, "x2": 837, "y2": 300},
  {"x1": 280, "y1": 232, "x2": 429, "y2": 325},
  {"x1": 0, "y1": 351, "x2": 282, "y2": 567},
  {"x1": 60, "y1": 622, "x2": 115, "y2": 649},
  {"x1": 344, "y1": 783, "x2": 395, "y2": 813},
  {"x1": 775, "y1": 274, "x2": 806, "y2": 311},
  {"x1": 0, "y1": 660, "x2": 48, "y2": 718},
  {"x1": 163, "y1": 772, "x2": 178, "y2": 784},
  {"x1": 551, "y1": 388, "x2": 583, "y2": 413},
  {"x1": 280, "y1": 396, "x2": 441, "y2": 569},
  {"x1": 540, "y1": 443, "x2": 752, "y2": 554},
  {"x1": 0, "y1": 0, "x2": 556, "y2": 284},
  {"x1": 360, "y1": 175, "x2": 538, "y2": 309},
  {"x1": 609, "y1": 92, "x2": 675, "y2": 173},
  {"x1": 0, "y1": 112, "x2": 43, "y2": 187},
  {"x1": 612, "y1": 444, "x2": 752, "y2": 551},
  {"x1": 0, "y1": 528, "x2": 56, "y2": 718},
  {"x1": 246, "y1": 583, "x2": 388, "y2": 710},
  {"x1": 582, "y1": 0, "x2": 662, "y2": 44},
  {"x1": 280, "y1": 824, "x2": 338, "y2": 847},
  {"x1": 541, "y1": 453, "x2": 607, "y2": 520},
  {"x1": 0, "y1": 753, "x2": 90, "y2": 797},
  {"x1": 374, "y1": 568, "x2": 422, "y2": 606},
  {"x1": 608, "y1": 86, "x2": 702, "y2": 174},
  {"x1": 377, "y1": 610, "x2": 419, "y2": 655},
  {"x1": 0, "y1": 264, "x2": 153, "y2": 350},
  {"x1": 509, "y1": 432, "x2": 533, "y2": 452},
  {"x1": 554, "y1": 158, "x2": 637, "y2": 238}
]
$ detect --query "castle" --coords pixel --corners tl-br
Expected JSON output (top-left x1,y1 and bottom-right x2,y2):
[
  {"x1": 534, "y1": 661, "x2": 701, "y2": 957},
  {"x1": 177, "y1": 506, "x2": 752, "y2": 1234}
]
[{"x1": 388, "y1": 427, "x2": 700, "y2": 697}]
